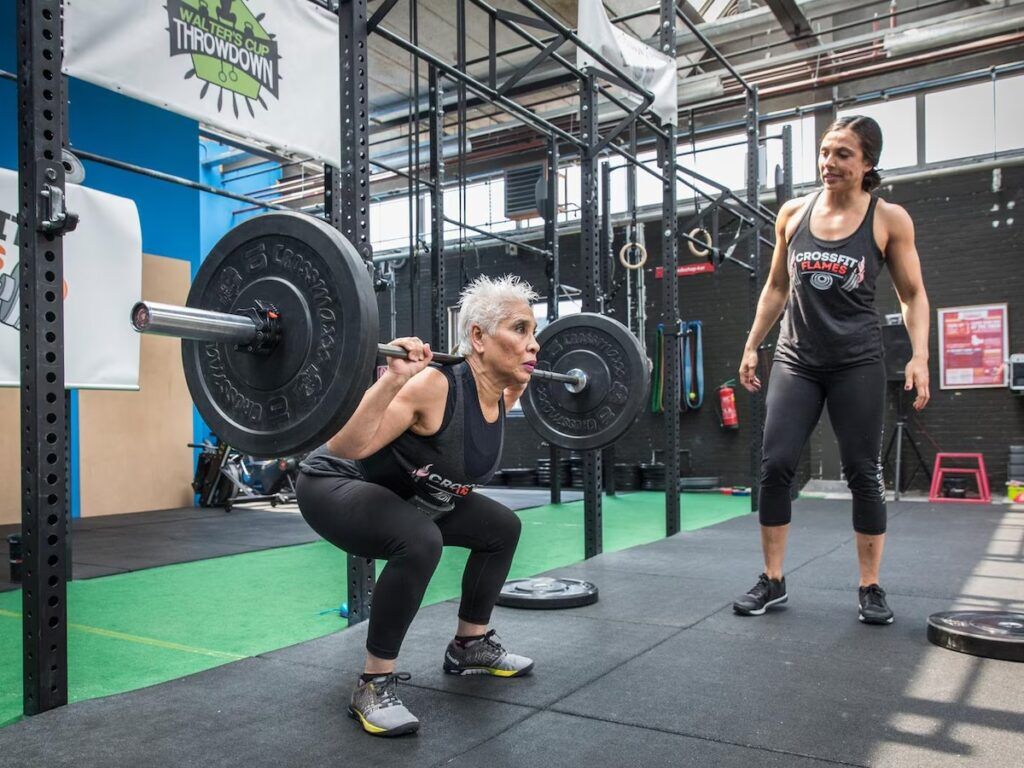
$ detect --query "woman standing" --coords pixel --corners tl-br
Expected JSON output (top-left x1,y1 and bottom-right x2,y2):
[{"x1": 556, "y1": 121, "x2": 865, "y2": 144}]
[{"x1": 733, "y1": 116, "x2": 930, "y2": 625}]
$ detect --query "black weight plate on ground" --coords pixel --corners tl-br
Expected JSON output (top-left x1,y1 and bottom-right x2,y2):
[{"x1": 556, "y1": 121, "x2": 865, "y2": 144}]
[
  {"x1": 927, "y1": 611, "x2": 1024, "y2": 662},
  {"x1": 183, "y1": 213, "x2": 378, "y2": 458},
  {"x1": 521, "y1": 313, "x2": 649, "y2": 451},
  {"x1": 678, "y1": 476, "x2": 719, "y2": 490},
  {"x1": 496, "y1": 577, "x2": 599, "y2": 609}
]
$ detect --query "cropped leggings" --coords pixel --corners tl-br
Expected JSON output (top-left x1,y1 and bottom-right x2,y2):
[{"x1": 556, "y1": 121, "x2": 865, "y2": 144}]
[
  {"x1": 759, "y1": 359, "x2": 887, "y2": 535},
  {"x1": 296, "y1": 473, "x2": 521, "y2": 660}
]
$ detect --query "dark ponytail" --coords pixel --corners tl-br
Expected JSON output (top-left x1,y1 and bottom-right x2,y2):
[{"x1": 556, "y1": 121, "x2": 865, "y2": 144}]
[{"x1": 822, "y1": 115, "x2": 883, "y2": 192}]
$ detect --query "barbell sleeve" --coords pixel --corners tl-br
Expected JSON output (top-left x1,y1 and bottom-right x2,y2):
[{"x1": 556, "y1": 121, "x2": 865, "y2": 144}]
[
  {"x1": 132, "y1": 301, "x2": 587, "y2": 390},
  {"x1": 131, "y1": 301, "x2": 258, "y2": 344}
]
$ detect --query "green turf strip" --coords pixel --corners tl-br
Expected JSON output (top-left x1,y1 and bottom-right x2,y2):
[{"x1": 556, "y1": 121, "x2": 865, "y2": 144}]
[{"x1": 0, "y1": 491, "x2": 749, "y2": 727}]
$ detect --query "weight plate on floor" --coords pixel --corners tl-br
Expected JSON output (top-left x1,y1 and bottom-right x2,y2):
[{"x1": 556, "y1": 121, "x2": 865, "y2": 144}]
[
  {"x1": 521, "y1": 313, "x2": 649, "y2": 451},
  {"x1": 183, "y1": 212, "x2": 378, "y2": 458},
  {"x1": 926, "y1": 611, "x2": 1024, "y2": 662},
  {"x1": 496, "y1": 577, "x2": 599, "y2": 609}
]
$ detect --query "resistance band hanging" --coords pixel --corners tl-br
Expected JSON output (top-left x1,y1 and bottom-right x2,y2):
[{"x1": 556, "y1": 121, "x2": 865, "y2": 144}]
[
  {"x1": 679, "y1": 320, "x2": 704, "y2": 410},
  {"x1": 650, "y1": 323, "x2": 665, "y2": 413}
]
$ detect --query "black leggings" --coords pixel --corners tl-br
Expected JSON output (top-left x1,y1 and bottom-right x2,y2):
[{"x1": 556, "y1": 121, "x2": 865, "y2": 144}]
[
  {"x1": 296, "y1": 473, "x2": 522, "y2": 660},
  {"x1": 759, "y1": 360, "x2": 887, "y2": 535}
]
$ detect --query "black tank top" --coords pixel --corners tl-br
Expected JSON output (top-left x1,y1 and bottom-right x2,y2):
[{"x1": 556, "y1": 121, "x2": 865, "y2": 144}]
[
  {"x1": 300, "y1": 362, "x2": 504, "y2": 508},
  {"x1": 775, "y1": 191, "x2": 885, "y2": 369}
]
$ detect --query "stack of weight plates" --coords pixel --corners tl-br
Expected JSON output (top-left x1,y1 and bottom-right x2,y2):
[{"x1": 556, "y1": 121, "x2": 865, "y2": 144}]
[
  {"x1": 535, "y1": 458, "x2": 551, "y2": 487},
  {"x1": 639, "y1": 463, "x2": 666, "y2": 490},
  {"x1": 569, "y1": 461, "x2": 585, "y2": 488},
  {"x1": 613, "y1": 463, "x2": 640, "y2": 490},
  {"x1": 504, "y1": 468, "x2": 537, "y2": 488},
  {"x1": 1009, "y1": 445, "x2": 1024, "y2": 483},
  {"x1": 557, "y1": 458, "x2": 572, "y2": 487}
]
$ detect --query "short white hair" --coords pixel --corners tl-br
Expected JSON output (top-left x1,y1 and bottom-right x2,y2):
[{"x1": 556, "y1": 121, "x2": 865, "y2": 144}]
[{"x1": 456, "y1": 274, "x2": 539, "y2": 356}]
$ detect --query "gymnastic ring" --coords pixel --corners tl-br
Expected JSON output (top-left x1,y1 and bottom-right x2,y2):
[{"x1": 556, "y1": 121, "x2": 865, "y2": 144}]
[
  {"x1": 618, "y1": 241, "x2": 648, "y2": 270},
  {"x1": 687, "y1": 227, "x2": 713, "y2": 259}
]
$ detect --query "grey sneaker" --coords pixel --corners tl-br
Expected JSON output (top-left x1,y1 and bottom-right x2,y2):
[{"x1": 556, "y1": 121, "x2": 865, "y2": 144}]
[
  {"x1": 733, "y1": 573, "x2": 788, "y2": 616},
  {"x1": 443, "y1": 630, "x2": 534, "y2": 677},
  {"x1": 348, "y1": 672, "x2": 420, "y2": 737},
  {"x1": 858, "y1": 584, "x2": 894, "y2": 625}
]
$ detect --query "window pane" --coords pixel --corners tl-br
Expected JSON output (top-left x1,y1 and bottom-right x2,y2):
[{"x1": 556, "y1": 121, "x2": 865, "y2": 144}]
[
  {"x1": 370, "y1": 197, "x2": 410, "y2": 251},
  {"x1": 764, "y1": 116, "x2": 818, "y2": 186},
  {"x1": 694, "y1": 132, "x2": 747, "y2": 192},
  {"x1": 463, "y1": 182, "x2": 491, "y2": 227},
  {"x1": 637, "y1": 151, "x2": 662, "y2": 207},
  {"x1": 996, "y1": 74, "x2": 1024, "y2": 153},
  {"x1": 608, "y1": 164, "x2": 629, "y2": 214},
  {"x1": 926, "y1": 81, "x2": 994, "y2": 163},
  {"x1": 838, "y1": 97, "x2": 917, "y2": 169}
]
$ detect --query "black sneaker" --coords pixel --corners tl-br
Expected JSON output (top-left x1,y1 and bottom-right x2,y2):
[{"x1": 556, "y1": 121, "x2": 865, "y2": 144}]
[
  {"x1": 443, "y1": 630, "x2": 534, "y2": 677},
  {"x1": 858, "y1": 584, "x2": 894, "y2": 625},
  {"x1": 733, "y1": 573, "x2": 788, "y2": 616}
]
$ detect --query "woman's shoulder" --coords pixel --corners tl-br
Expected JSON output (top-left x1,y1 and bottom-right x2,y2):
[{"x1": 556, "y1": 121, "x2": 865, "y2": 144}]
[
  {"x1": 781, "y1": 191, "x2": 817, "y2": 218},
  {"x1": 874, "y1": 196, "x2": 911, "y2": 223},
  {"x1": 402, "y1": 365, "x2": 451, "y2": 402},
  {"x1": 779, "y1": 191, "x2": 817, "y2": 239},
  {"x1": 873, "y1": 197, "x2": 914, "y2": 239}
]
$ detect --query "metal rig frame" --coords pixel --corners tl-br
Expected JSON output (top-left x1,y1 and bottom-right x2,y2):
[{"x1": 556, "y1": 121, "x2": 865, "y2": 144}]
[
  {"x1": 364, "y1": 0, "x2": 772, "y2": 559},
  {"x1": 14, "y1": 0, "x2": 771, "y2": 712}
]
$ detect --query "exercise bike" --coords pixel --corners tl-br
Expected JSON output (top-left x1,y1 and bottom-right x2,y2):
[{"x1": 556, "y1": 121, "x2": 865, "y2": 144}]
[{"x1": 190, "y1": 439, "x2": 300, "y2": 511}]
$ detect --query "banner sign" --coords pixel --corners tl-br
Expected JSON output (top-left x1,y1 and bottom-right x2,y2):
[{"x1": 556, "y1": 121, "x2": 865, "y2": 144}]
[
  {"x1": 576, "y1": 0, "x2": 678, "y2": 126},
  {"x1": 65, "y1": 0, "x2": 341, "y2": 166},
  {"x1": 0, "y1": 169, "x2": 142, "y2": 390},
  {"x1": 938, "y1": 304, "x2": 1009, "y2": 389}
]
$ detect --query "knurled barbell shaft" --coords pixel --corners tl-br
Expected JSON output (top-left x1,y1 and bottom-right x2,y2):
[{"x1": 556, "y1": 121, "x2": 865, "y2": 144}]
[{"x1": 132, "y1": 301, "x2": 585, "y2": 389}]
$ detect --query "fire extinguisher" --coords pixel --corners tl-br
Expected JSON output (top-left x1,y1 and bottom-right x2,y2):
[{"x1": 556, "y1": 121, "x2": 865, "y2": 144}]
[{"x1": 718, "y1": 380, "x2": 739, "y2": 430}]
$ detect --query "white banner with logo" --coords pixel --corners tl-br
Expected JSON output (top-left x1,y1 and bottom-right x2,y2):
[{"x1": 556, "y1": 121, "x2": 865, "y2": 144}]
[
  {"x1": 65, "y1": 0, "x2": 342, "y2": 166},
  {"x1": 576, "y1": 0, "x2": 678, "y2": 126},
  {"x1": 0, "y1": 169, "x2": 142, "y2": 389}
]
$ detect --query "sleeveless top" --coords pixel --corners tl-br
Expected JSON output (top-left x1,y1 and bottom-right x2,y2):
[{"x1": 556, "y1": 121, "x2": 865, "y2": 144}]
[
  {"x1": 775, "y1": 191, "x2": 886, "y2": 369},
  {"x1": 300, "y1": 362, "x2": 504, "y2": 509}
]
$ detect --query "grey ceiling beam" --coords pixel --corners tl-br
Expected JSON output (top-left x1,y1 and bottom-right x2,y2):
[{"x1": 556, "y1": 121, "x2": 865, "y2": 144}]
[{"x1": 763, "y1": 0, "x2": 819, "y2": 49}]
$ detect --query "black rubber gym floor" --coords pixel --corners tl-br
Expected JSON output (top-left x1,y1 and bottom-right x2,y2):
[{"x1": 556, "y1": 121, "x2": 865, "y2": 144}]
[
  {"x1": 1, "y1": 498, "x2": 1021, "y2": 767},
  {"x1": 0, "y1": 488, "x2": 584, "y2": 592}
]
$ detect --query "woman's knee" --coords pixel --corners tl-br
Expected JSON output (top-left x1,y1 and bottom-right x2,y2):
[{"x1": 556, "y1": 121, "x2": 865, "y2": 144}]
[
  {"x1": 844, "y1": 461, "x2": 885, "y2": 501},
  {"x1": 395, "y1": 523, "x2": 444, "y2": 568},
  {"x1": 496, "y1": 507, "x2": 522, "y2": 546},
  {"x1": 760, "y1": 453, "x2": 799, "y2": 487}
]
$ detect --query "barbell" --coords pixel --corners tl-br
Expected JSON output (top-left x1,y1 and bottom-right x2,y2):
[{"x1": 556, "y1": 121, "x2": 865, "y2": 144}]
[{"x1": 129, "y1": 212, "x2": 650, "y2": 458}]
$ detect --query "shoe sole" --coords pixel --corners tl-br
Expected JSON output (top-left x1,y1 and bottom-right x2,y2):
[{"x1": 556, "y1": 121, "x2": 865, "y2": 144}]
[
  {"x1": 858, "y1": 612, "x2": 894, "y2": 625},
  {"x1": 348, "y1": 707, "x2": 420, "y2": 737},
  {"x1": 443, "y1": 661, "x2": 534, "y2": 678},
  {"x1": 733, "y1": 594, "x2": 788, "y2": 616}
]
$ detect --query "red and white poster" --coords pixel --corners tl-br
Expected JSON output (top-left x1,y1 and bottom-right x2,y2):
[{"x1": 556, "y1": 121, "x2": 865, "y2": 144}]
[{"x1": 938, "y1": 304, "x2": 1008, "y2": 389}]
